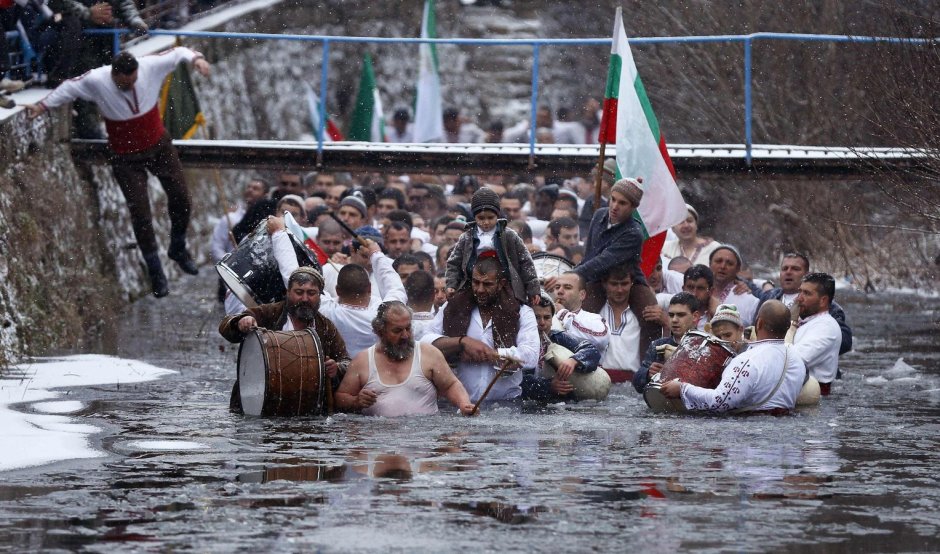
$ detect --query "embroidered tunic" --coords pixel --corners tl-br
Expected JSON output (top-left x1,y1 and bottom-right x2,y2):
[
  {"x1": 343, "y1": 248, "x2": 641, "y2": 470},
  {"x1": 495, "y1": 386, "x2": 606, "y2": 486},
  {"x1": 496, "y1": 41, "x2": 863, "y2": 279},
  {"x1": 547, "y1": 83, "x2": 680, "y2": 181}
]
[
  {"x1": 680, "y1": 339, "x2": 806, "y2": 413},
  {"x1": 599, "y1": 303, "x2": 641, "y2": 372}
]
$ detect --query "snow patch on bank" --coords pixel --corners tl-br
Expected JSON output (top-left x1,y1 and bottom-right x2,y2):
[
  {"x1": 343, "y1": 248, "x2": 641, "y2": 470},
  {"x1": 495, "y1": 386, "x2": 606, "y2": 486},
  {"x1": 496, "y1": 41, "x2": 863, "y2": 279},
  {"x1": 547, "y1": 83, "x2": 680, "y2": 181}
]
[{"x1": 0, "y1": 355, "x2": 176, "y2": 472}]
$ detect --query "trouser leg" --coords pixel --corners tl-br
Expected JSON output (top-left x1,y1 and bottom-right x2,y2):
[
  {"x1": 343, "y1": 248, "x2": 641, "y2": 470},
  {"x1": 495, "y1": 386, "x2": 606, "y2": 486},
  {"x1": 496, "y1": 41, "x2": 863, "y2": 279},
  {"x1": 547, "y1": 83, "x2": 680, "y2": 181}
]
[
  {"x1": 146, "y1": 136, "x2": 191, "y2": 239},
  {"x1": 629, "y1": 283, "x2": 662, "y2": 355},
  {"x1": 111, "y1": 160, "x2": 158, "y2": 255}
]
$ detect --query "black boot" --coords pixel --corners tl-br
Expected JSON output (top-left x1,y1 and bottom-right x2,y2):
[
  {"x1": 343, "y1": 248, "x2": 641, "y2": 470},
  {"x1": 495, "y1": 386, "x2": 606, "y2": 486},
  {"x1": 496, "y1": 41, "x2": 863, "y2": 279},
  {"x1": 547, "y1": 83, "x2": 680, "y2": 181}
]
[
  {"x1": 143, "y1": 252, "x2": 169, "y2": 298},
  {"x1": 168, "y1": 232, "x2": 199, "y2": 275}
]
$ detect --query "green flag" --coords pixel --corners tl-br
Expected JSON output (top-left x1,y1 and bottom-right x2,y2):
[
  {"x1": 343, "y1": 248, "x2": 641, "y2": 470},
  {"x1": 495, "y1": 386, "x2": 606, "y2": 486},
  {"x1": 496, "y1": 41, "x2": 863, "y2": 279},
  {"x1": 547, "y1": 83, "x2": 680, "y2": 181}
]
[
  {"x1": 159, "y1": 63, "x2": 205, "y2": 140},
  {"x1": 347, "y1": 53, "x2": 386, "y2": 142}
]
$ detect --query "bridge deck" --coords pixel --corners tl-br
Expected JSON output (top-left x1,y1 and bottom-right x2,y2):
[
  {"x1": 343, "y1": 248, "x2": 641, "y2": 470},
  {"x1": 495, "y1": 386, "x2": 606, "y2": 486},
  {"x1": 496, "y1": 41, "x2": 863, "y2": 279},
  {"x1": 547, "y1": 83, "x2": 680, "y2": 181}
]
[{"x1": 69, "y1": 140, "x2": 927, "y2": 179}]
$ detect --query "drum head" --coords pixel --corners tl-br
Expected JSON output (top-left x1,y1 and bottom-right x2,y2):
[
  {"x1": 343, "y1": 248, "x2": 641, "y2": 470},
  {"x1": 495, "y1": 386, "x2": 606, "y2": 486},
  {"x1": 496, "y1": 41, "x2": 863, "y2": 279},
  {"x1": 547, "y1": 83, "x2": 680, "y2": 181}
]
[
  {"x1": 532, "y1": 252, "x2": 575, "y2": 280},
  {"x1": 238, "y1": 331, "x2": 268, "y2": 416},
  {"x1": 217, "y1": 262, "x2": 258, "y2": 309}
]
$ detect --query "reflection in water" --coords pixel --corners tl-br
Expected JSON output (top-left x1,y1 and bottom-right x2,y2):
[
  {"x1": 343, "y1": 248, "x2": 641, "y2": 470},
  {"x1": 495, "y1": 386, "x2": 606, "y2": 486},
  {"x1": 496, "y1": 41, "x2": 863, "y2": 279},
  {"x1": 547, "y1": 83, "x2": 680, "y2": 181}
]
[{"x1": 0, "y1": 275, "x2": 938, "y2": 552}]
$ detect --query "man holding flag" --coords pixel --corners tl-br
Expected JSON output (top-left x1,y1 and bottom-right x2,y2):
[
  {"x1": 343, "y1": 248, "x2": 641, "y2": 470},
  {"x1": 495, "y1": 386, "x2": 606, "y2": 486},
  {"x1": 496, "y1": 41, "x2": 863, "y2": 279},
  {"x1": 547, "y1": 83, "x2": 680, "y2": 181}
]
[{"x1": 562, "y1": 7, "x2": 688, "y2": 352}]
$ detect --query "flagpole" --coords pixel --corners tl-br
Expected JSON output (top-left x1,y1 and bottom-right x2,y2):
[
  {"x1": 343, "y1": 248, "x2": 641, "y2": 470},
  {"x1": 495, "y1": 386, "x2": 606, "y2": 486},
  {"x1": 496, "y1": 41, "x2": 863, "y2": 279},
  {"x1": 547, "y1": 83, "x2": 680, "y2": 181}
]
[{"x1": 593, "y1": 141, "x2": 607, "y2": 211}]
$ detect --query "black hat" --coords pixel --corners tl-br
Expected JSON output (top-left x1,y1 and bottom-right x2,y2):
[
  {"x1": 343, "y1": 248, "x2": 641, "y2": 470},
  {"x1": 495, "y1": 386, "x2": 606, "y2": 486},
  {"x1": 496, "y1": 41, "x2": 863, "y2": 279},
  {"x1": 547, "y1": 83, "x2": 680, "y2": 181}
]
[{"x1": 471, "y1": 188, "x2": 501, "y2": 216}]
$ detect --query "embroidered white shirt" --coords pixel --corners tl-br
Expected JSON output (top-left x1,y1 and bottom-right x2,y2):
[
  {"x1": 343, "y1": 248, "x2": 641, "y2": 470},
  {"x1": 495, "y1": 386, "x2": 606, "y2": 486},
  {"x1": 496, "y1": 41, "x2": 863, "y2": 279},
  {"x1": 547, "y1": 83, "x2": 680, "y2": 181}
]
[
  {"x1": 681, "y1": 339, "x2": 806, "y2": 413},
  {"x1": 599, "y1": 303, "x2": 640, "y2": 371}
]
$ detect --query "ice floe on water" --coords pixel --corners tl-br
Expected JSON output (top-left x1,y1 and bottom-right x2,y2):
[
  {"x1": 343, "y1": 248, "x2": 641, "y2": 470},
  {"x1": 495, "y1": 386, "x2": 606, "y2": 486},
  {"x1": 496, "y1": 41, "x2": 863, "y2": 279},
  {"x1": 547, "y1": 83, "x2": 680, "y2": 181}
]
[
  {"x1": 122, "y1": 440, "x2": 209, "y2": 452},
  {"x1": 866, "y1": 358, "x2": 919, "y2": 386},
  {"x1": 0, "y1": 355, "x2": 176, "y2": 472}
]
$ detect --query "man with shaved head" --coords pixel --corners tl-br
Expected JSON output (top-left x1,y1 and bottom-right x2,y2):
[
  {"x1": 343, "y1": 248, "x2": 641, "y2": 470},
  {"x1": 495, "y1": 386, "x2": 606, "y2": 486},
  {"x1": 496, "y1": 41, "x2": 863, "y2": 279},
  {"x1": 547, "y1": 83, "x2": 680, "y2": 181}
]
[{"x1": 661, "y1": 300, "x2": 806, "y2": 415}]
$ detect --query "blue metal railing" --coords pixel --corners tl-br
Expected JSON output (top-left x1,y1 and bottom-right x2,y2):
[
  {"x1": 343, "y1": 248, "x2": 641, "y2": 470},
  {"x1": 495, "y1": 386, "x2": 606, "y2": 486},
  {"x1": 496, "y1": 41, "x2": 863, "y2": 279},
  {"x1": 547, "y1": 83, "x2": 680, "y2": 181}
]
[{"x1": 86, "y1": 28, "x2": 939, "y2": 166}]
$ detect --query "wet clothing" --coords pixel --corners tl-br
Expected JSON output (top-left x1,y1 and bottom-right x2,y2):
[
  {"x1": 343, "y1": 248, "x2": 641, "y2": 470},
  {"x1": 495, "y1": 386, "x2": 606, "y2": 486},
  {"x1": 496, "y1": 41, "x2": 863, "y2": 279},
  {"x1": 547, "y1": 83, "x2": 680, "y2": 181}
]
[
  {"x1": 421, "y1": 302, "x2": 539, "y2": 403},
  {"x1": 633, "y1": 335, "x2": 679, "y2": 394},
  {"x1": 522, "y1": 329, "x2": 601, "y2": 403},
  {"x1": 553, "y1": 308, "x2": 609, "y2": 352},
  {"x1": 758, "y1": 288, "x2": 853, "y2": 355},
  {"x1": 793, "y1": 311, "x2": 841, "y2": 385},
  {"x1": 599, "y1": 302, "x2": 642, "y2": 377},
  {"x1": 577, "y1": 207, "x2": 647, "y2": 287},
  {"x1": 361, "y1": 344, "x2": 438, "y2": 417},
  {"x1": 218, "y1": 301, "x2": 351, "y2": 413},
  {"x1": 319, "y1": 251, "x2": 407, "y2": 358},
  {"x1": 680, "y1": 339, "x2": 806, "y2": 414},
  {"x1": 446, "y1": 219, "x2": 540, "y2": 304}
]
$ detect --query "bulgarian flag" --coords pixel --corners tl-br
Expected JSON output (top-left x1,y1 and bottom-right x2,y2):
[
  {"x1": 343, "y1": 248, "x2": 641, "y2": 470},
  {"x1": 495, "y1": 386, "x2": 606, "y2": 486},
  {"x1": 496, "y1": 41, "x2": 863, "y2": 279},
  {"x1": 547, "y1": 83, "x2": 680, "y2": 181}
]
[
  {"x1": 412, "y1": 0, "x2": 444, "y2": 142},
  {"x1": 284, "y1": 212, "x2": 330, "y2": 267},
  {"x1": 347, "y1": 53, "x2": 387, "y2": 142},
  {"x1": 600, "y1": 7, "x2": 687, "y2": 277},
  {"x1": 304, "y1": 82, "x2": 343, "y2": 141}
]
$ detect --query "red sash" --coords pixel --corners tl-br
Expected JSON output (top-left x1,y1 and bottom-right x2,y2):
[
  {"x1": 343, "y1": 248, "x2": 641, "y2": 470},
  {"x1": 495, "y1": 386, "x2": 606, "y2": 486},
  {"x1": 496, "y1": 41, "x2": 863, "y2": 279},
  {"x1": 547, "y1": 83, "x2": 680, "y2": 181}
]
[{"x1": 104, "y1": 105, "x2": 165, "y2": 154}]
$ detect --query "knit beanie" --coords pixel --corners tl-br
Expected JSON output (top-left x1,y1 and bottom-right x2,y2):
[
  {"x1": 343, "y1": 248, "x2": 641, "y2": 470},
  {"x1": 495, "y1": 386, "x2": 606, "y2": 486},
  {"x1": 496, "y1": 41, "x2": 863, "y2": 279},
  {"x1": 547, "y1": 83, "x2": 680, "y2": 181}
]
[
  {"x1": 471, "y1": 187, "x2": 502, "y2": 216},
  {"x1": 710, "y1": 304, "x2": 744, "y2": 328},
  {"x1": 709, "y1": 244, "x2": 743, "y2": 268},
  {"x1": 610, "y1": 177, "x2": 644, "y2": 207},
  {"x1": 339, "y1": 195, "x2": 368, "y2": 219}
]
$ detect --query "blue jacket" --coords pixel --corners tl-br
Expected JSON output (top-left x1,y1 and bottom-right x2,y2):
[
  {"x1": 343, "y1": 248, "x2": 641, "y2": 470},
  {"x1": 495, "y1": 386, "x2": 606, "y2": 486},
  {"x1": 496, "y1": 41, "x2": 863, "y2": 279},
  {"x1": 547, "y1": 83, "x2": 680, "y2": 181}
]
[
  {"x1": 756, "y1": 288, "x2": 853, "y2": 355},
  {"x1": 521, "y1": 330, "x2": 601, "y2": 403},
  {"x1": 633, "y1": 335, "x2": 679, "y2": 393},
  {"x1": 575, "y1": 207, "x2": 647, "y2": 286}
]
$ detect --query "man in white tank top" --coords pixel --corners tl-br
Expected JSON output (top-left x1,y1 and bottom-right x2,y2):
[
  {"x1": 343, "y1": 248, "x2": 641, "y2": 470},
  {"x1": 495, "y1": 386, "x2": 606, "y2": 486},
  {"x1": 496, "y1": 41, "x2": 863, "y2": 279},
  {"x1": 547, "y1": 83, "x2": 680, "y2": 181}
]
[{"x1": 335, "y1": 302, "x2": 475, "y2": 417}]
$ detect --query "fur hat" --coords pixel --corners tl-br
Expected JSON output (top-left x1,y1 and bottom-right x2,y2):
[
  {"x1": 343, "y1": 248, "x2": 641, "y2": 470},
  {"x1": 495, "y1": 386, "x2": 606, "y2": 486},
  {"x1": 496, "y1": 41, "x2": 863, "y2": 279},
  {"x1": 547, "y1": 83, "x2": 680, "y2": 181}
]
[
  {"x1": 610, "y1": 177, "x2": 644, "y2": 207},
  {"x1": 710, "y1": 304, "x2": 743, "y2": 328},
  {"x1": 471, "y1": 187, "x2": 502, "y2": 216}
]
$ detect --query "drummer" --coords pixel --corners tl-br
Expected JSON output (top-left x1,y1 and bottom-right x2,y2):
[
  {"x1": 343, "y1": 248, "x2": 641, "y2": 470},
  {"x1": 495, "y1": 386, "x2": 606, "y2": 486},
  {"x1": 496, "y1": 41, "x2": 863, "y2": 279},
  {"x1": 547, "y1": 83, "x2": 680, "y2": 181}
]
[
  {"x1": 522, "y1": 293, "x2": 602, "y2": 403},
  {"x1": 632, "y1": 292, "x2": 701, "y2": 394},
  {"x1": 659, "y1": 300, "x2": 806, "y2": 415},
  {"x1": 219, "y1": 267, "x2": 351, "y2": 413}
]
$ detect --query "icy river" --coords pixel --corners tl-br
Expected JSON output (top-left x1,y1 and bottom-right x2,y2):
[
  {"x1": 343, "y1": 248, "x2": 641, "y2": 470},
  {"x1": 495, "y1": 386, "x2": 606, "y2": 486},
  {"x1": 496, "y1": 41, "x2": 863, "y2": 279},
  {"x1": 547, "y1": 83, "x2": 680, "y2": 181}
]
[{"x1": 0, "y1": 271, "x2": 938, "y2": 552}]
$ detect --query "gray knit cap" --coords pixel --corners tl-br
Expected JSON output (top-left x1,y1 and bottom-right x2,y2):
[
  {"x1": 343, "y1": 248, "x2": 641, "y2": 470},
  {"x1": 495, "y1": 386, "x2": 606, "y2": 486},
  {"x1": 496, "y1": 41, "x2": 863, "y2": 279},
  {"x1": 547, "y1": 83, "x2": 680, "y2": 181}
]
[{"x1": 471, "y1": 187, "x2": 502, "y2": 216}]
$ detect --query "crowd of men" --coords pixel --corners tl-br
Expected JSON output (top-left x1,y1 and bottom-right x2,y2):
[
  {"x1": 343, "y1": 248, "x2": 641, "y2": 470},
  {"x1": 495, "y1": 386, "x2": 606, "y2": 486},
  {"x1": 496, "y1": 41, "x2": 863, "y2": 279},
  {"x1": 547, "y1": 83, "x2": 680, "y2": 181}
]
[
  {"x1": 18, "y1": 44, "x2": 852, "y2": 418},
  {"x1": 213, "y1": 163, "x2": 852, "y2": 418}
]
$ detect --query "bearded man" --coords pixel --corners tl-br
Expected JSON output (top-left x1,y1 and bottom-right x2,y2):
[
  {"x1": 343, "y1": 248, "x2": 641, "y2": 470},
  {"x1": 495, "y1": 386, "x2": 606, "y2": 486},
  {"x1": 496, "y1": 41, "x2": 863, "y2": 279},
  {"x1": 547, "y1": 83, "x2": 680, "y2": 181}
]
[
  {"x1": 219, "y1": 267, "x2": 350, "y2": 413},
  {"x1": 335, "y1": 301, "x2": 475, "y2": 416},
  {"x1": 420, "y1": 256, "x2": 539, "y2": 404}
]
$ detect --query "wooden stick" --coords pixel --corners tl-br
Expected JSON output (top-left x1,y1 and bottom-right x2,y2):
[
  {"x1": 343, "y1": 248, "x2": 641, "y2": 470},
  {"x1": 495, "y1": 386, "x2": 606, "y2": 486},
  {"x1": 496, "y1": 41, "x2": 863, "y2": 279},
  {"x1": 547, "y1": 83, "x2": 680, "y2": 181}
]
[
  {"x1": 470, "y1": 359, "x2": 514, "y2": 415},
  {"x1": 593, "y1": 141, "x2": 608, "y2": 210},
  {"x1": 327, "y1": 211, "x2": 366, "y2": 244}
]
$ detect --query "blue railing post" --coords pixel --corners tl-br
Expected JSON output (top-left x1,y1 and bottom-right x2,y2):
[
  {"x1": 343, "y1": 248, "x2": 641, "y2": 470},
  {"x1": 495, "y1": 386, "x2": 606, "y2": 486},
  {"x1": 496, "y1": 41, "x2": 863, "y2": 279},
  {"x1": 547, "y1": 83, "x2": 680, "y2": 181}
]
[
  {"x1": 112, "y1": 29, "x2": 121, "y2": 55},
  {"x1": 317, "y1": 39, "x2": 330, "y2": 167},
  {"x1": 528, "y1": 44, "x2": 540, "y2": 168},
  {"x1": 743, "y1": 38, "x2": 753, "y2": 165}
]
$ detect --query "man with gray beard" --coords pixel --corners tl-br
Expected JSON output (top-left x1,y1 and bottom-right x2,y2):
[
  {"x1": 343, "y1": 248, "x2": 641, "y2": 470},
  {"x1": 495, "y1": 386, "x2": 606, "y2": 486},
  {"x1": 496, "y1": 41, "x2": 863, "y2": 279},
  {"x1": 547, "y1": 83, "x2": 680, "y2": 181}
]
[
  {"x1": 335, "y1": 301, "x2": 475, "y2": 417},
  {"x1": 219, "y1": 267, "x2": 351, "y2": 413}
]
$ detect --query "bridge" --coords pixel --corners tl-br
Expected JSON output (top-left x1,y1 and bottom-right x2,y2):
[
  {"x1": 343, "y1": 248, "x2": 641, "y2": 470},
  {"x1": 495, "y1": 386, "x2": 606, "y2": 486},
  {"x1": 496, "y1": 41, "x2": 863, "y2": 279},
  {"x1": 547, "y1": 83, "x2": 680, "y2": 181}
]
[
  {"x1": 69, "y1": 140, "x2": 927, "y2": 180},
  {"x1": 53, "y1": 28, "x2": 937, "y2": 178}
]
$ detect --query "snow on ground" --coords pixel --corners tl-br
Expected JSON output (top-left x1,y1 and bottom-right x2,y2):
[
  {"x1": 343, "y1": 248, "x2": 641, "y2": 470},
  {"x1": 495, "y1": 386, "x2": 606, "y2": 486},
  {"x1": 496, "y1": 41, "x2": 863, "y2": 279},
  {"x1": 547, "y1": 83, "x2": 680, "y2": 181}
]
[{"x1": 0, "y1": 355, "x2": 176, "y2": 472}]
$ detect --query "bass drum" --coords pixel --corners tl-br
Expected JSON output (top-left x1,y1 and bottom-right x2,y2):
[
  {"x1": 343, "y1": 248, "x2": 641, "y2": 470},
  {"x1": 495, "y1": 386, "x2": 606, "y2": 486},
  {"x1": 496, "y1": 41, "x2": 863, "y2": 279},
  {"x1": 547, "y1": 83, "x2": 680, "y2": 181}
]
[
  {"x1": 643, "y1": 330, "x2": 736, "y2": 413},
  {"x1": 532, "y1": 252, "x2": 575, "y2": 281},
  {"x1": 541, "y1": 343, "x2": 612, "y2": 401},
  {"x1": 238, "y1": 329, "x2": 327, "y2": 417},
  {"x1": 217, "y1": 219, "x2": 320, "y2": 307}
]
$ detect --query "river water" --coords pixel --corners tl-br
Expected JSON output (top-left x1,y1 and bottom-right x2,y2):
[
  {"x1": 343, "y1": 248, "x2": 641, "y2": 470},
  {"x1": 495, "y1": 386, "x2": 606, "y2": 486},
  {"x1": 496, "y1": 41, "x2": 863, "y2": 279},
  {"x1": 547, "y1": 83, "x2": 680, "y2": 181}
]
[{"x1": 0, "y1": 271, "x2": 938, "y2": 552}]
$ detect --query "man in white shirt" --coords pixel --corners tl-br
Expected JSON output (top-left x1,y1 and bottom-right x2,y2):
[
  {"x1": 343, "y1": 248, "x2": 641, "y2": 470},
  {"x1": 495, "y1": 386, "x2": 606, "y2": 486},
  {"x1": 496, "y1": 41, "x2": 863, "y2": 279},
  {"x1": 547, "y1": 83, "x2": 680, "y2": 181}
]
[
  {"x1": 598, "y1": 264, "x2": 643, "y2": 383},
  {"x1": 661, "y1": 300, "x2": 806, "y2": 415},
  {"x1": 421, "y1": 257, "x2": 539, "y2": 404},
  {"x1": 709, "y1": 245, "x2": 759, "y2": 326},
  {"x1": 211, "y1": 178, "x2": 269, "y2": 263},
  {"x1": 319, "y1": 239, "x2": 408, "y2": 357},
  {"x1": 793, "y1": 273, "x2": 842, "y2": 395},
  {"x1": 27, "y1": 48, "x2": 211, "y2": 297},
  {"x1": 551, "y1": 272, "x2": 609, "y2": 353}
]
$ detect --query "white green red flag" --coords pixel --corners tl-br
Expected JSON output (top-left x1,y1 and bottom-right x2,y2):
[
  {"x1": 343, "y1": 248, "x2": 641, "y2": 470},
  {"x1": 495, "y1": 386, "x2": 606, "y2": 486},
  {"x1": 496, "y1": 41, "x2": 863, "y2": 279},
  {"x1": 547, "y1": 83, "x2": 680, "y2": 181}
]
[
  {"x1": 304, "y1": 82, "x2": 343, "y2": 142},
  {"x1": 412, "y1": 0, "x2": 444, "y2": 142},
  {"x1": 599, "y1": 7, "x2": 687, "y2": 277},
  {"x1": 347, "y1": 53, "x2": 386, "y2": 142}
]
